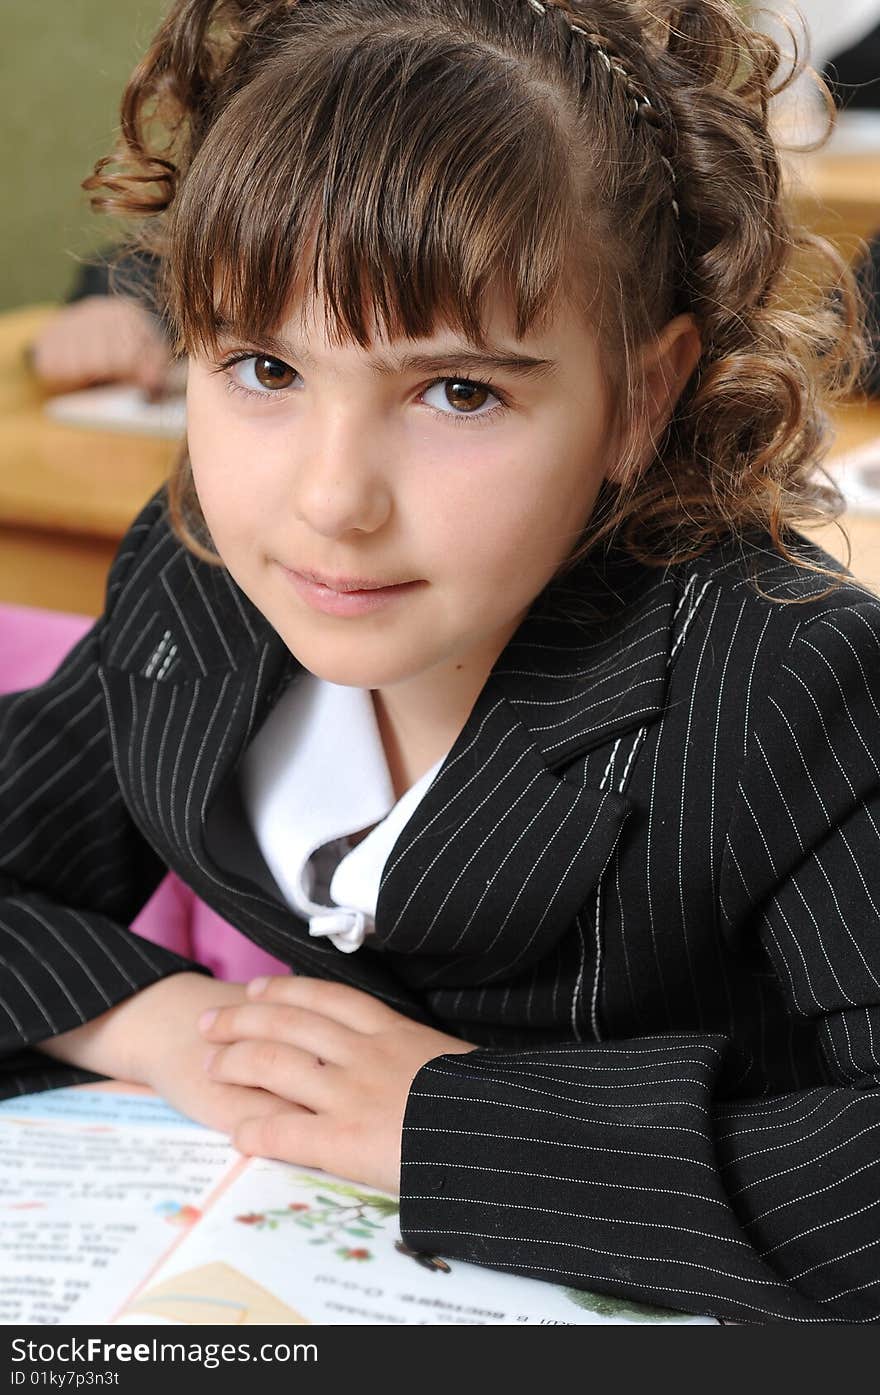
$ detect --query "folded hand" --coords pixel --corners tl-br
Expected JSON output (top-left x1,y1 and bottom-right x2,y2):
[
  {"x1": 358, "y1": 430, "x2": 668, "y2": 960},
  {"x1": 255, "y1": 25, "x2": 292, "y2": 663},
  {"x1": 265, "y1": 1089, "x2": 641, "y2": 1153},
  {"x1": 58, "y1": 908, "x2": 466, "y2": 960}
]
[{"x1": 199, "y1": 976, "x2": 477, "y2": 1195}]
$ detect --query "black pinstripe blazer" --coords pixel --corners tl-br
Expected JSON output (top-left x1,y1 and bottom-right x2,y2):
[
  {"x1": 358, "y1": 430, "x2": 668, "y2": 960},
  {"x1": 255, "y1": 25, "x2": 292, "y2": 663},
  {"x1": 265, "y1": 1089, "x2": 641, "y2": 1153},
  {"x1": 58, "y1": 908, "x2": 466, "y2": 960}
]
[{"x1": 3, "y1": 489, "x2": 880, "y2": 1324}]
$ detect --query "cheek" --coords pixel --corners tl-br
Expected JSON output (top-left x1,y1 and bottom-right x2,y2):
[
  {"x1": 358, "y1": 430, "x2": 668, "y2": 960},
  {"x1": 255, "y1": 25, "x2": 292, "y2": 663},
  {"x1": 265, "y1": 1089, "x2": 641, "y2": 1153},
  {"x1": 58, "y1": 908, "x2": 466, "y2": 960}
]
[
  {"x1": 186, "y1": 382, "x2": 279, "y2": 543},
  {"x1": 424, "y1": 444, "x2": 601, "y2": 583},
  {"x1": 187, "y1": 446, "x2": 251, "y2": 553}
]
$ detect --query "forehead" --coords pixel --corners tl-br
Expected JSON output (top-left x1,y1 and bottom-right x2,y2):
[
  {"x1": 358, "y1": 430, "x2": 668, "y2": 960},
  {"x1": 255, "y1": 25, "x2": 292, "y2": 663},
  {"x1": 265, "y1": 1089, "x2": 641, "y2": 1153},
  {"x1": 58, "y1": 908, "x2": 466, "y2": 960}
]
[{"x1": 164, "y1": 22, "x2": 634, "y2": 366}]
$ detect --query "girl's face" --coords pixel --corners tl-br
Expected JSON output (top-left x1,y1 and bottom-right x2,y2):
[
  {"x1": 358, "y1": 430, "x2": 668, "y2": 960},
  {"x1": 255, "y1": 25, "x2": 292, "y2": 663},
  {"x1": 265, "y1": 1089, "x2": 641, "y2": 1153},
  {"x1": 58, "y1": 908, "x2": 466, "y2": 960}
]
[{"x1": 186, "y1": 290, "x2": 615, "y2": 696}]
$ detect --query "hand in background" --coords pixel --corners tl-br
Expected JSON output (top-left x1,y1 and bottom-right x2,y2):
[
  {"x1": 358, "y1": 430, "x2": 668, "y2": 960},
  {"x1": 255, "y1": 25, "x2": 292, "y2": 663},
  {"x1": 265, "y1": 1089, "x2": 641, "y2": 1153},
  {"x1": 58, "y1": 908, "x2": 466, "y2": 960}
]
[
  {"x1": 29, "y1": 294, "x2": 173, "y2": 399},
  {"x1": 199, "y1": 976, "x2": 477, "y2": 1196}
]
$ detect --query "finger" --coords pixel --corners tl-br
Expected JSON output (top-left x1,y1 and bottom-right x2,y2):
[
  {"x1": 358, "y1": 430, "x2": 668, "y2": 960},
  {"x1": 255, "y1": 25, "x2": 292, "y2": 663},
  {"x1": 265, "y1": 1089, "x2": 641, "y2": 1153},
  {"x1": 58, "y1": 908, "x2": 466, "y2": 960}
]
[
  {"x1": 134, "y1": 345, "x2": 173, "y2": 400},
  {"x1": 246, "y1": 975, "x2": 398, "y2": 1033},
  {"x1": 32, "y1": 331, "x2": 86, "y2": 386},
  {"x1": 82, "y1": 302, "x2": 154, "y2": 384},
  {"x1": 73, "y1": 334, "x2": 120, "y2": 385},
  {"x1": 125, "y1": 312, "x2": 171, "y2": 389},
  {"x1": 199, "y1": 1002, "x2": 353, "y2": 1065},
  {"x1": 233, "y1": 1108, "x2": 330, "y2": 1171},
  {"x1": 206, "y1": 1038, "x2": 337, "y2": 1111},
  {"x1": 208, "y1": 1080, "x2": 312, "y2": 1136}
]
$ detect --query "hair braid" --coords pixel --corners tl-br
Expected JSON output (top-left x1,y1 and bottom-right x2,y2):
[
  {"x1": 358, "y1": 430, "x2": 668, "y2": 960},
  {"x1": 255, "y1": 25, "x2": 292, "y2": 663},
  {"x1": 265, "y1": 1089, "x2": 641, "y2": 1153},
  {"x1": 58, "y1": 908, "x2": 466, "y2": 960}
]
[{"x1": 525, "y1": 0, "x2": 681, "y2": 219}]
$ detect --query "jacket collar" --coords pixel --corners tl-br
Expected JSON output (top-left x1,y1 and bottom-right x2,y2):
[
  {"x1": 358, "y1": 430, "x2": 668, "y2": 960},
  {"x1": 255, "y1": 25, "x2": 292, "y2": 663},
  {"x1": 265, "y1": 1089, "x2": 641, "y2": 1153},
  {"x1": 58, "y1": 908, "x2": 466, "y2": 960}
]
[
  {"x1": 483, "y1": 549, "x2": 681, "y2": 769},
  {"x1": 101, "y1": 537, "x2": 690, "y2": 993},
  {"x1": 118, "y1": 537, "x2": 682, "y2": 771}
]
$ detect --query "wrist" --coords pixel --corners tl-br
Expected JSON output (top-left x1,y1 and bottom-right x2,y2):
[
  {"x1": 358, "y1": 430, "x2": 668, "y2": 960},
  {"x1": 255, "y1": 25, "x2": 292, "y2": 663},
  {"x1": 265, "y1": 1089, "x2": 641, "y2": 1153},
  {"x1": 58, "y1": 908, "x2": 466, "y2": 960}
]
[
  {"x1": 35, "y1": 972, "x2": 208, "y2": 1084},
  {"x1": 123, "y1": 972, "x2": 216, "y2": 1085}
]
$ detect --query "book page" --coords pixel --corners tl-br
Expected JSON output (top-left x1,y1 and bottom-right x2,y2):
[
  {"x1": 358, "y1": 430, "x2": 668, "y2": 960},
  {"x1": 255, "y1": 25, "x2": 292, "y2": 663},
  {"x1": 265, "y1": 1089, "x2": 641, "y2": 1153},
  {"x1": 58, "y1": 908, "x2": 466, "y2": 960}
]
[
  {"x1": 0, "y1": 1084, "x2": 239, "y2": 1325},
  {"x1": 119, "y1": 1155, "x2": 715, "y2": 1327}
]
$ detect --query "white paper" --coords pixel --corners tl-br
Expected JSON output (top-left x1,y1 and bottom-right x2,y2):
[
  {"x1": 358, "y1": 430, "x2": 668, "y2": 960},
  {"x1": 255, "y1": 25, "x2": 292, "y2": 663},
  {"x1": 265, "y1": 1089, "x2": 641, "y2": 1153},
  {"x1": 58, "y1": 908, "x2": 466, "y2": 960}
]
[{"x1": 43, "y1": 384, "x2": 187, "y2": 438}]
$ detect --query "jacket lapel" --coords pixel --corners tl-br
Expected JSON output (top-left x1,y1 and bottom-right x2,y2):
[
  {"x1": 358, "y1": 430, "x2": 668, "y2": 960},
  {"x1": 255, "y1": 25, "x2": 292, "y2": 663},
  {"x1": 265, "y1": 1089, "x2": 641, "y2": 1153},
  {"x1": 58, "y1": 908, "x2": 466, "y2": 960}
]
[
  {"x1": 370, "y1": 558, "x2": 683, "y2": 987},
  {"x1": 101, "y1": 534, "x2": 684, "y2": 994}
]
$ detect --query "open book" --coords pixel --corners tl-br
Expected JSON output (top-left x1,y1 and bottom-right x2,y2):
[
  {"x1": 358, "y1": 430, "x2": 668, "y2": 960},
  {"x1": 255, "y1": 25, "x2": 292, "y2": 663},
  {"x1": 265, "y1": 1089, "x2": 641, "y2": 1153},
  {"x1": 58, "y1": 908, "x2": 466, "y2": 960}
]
[{"x1": 0, "y1": 1082, "x2": 715, "y2": 1327}]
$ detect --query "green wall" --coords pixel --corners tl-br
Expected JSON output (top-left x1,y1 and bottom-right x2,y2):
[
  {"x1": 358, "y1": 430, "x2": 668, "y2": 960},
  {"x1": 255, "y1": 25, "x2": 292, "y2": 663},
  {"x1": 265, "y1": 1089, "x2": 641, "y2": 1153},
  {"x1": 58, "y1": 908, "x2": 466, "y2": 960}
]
[{"x1": 0, "y1": 0, "x2": 169, "y2": 311}]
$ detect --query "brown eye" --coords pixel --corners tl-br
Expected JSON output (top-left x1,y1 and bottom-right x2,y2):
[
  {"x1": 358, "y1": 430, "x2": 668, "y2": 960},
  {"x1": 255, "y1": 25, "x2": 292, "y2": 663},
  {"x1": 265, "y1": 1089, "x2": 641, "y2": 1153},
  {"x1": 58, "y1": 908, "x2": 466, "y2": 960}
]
[
  {"x1": 444, "y1": 380, "x2": 490, "y2": 413},
  {"x1": 253, "y1": 356, "x2": 297, "y2": 390}
]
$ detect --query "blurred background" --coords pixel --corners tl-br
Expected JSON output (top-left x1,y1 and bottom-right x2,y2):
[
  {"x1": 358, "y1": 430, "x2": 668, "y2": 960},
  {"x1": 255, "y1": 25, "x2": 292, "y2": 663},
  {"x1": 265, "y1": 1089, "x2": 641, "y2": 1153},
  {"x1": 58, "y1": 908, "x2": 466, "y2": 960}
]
[
  {"x1": 0, "y1": 0, "x2": 166, "y2": 312},
  {"x1": 0, "y1": 0, "x2": 878, "y2": 312}
]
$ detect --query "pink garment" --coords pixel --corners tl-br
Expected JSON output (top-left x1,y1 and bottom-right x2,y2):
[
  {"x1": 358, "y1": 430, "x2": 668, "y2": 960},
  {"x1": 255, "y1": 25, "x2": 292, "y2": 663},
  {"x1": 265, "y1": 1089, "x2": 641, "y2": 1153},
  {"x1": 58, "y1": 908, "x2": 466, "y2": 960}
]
[{"x1": 0, "y1": 602, "x2": 288, "y2": 982}]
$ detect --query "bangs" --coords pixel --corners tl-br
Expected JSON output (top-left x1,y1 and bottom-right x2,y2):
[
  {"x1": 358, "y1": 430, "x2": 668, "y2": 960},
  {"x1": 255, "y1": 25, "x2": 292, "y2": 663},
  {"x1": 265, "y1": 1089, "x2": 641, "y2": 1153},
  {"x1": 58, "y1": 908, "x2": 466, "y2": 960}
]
[{"x1": 166, "y1": 27, "x2": 582, "y2": 355}]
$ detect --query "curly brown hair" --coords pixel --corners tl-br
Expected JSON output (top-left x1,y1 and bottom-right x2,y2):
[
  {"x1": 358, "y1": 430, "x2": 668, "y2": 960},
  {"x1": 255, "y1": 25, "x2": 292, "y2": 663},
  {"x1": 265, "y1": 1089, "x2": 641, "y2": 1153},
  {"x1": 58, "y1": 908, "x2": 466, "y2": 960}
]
[{"x1": 85, "y1": 0, "x2": 869, "y2": 594}]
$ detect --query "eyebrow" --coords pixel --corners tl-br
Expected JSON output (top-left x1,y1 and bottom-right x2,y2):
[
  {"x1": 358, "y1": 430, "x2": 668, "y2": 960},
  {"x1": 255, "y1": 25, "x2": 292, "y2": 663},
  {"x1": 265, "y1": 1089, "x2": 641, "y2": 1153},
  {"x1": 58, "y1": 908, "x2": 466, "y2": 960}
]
[{"x1": 212, "y1": 319, "x2": 558, "y2": 381}]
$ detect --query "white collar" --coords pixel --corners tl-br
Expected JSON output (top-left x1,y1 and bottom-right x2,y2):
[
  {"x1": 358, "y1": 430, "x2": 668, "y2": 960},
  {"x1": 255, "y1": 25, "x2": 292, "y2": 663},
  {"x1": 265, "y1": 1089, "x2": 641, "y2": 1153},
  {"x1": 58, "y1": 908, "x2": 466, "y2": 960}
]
[{"x1": 238, "y1": 674, "x2": 445, "y2": 950}]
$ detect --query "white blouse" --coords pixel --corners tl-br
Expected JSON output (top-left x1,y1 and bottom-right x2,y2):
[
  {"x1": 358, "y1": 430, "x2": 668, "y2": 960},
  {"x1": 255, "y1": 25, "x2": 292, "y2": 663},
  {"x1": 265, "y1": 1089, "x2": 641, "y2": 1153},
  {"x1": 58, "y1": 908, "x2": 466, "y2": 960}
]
[{"x1": 238, "y1": 674, "x2": 447, "y2": 952}]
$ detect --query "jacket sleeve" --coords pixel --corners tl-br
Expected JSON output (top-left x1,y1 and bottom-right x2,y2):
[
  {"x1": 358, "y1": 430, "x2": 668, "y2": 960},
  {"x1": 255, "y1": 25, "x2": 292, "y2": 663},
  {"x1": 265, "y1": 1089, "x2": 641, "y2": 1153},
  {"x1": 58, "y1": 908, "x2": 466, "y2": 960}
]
[
  {"x1": 398, "y1": 599, "x2": 880, "y2": 1324},
  {"x1": 0, "y1": 493, "x2": 208, "y2": 1091}
]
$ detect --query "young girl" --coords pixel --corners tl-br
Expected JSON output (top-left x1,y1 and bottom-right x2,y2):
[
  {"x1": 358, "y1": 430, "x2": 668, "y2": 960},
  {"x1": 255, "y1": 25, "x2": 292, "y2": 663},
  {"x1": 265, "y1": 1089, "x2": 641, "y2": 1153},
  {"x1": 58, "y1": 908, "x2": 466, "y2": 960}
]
[{"x1": 3, "y1": 0, "x2": 878, "y2": 1324}]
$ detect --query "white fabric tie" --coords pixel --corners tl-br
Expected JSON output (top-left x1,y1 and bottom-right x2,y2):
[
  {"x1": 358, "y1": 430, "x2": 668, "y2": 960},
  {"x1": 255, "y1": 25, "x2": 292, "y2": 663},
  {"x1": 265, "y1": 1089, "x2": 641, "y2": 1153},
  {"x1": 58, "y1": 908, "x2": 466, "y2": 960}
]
[{"x1": 308, "y1": 907, "x2": 370, "y2": 954}]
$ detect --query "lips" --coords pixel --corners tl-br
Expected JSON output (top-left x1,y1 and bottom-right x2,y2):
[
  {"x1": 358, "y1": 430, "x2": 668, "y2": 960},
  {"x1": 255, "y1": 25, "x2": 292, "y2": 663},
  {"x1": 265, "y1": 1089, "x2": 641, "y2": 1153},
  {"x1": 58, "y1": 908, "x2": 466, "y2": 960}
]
[
  {"x1": 279, "y1": 565, "x2": 424, "y2": 617},
  {"x1": 293, "y1": 568, "x2": 408, "y2": 593}
]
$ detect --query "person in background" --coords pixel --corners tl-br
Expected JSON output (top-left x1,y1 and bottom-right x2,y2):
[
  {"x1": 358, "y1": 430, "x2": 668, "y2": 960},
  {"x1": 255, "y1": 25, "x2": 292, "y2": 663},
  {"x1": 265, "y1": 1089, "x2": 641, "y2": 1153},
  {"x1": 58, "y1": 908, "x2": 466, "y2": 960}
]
[
  {"x1": 823, "y1": 20, "x2": 880, "y2": 397},
  {"x1": 29, "y1": 248, "x2": 172, "y2": 399},
  {"x1": 824, "y1": 14, "x2": 880, "y2": 110},
  {"x1": 856, "y1": 235, "x2": 880, "y2": 395}
]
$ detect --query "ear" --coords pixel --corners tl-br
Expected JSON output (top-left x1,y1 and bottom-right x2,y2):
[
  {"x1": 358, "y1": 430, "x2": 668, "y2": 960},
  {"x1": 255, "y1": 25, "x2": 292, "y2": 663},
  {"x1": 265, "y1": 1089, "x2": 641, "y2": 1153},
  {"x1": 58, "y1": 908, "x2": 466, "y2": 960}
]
[
  {"x1": 606, "y1": 313, "x2": 701, "y2": 484},
  {"x1": 642, "y1": 313, "x2": 702, "y2": 434}
]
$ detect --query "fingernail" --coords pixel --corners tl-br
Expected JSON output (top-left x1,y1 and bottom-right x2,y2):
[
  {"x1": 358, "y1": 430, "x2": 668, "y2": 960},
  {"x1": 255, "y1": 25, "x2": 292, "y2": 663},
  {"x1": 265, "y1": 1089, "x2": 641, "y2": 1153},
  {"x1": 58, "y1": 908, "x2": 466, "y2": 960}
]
[
  {"x1": 202, "y1": 1047, "x2": 218, "y2": 1072},
  {"x1": 198, "y1": 1009, "x2": 217, "y2": 1032},
  {"x1": 247, "y1": 977, "x2": 269, "y2": 997}
]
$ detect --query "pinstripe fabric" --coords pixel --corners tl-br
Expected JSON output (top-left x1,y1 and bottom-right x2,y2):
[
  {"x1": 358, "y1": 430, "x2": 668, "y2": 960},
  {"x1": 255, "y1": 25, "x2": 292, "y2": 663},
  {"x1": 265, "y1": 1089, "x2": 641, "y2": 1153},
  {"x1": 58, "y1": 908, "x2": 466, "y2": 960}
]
[{"x1": 2, "y1": 490, "x2": 880, "y2": 1322}]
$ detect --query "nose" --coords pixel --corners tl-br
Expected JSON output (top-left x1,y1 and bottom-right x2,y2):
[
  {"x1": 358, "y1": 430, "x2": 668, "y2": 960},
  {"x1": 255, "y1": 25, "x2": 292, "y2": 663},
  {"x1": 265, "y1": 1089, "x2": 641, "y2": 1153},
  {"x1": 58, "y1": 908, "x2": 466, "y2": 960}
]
[{"x1": 290, "y1": 404, "x2": 393, "y2": 539}]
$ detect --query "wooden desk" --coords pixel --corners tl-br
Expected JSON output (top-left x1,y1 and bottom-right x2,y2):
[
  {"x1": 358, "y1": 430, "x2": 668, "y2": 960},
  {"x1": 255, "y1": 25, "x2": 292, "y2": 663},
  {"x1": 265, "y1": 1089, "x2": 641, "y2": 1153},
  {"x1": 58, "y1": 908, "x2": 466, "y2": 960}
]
[
  {"x1": 0, "y1": 305, "x2": 177, "y2": 613},
  {"x1": 787, "y1": 150, "x2": 880, "y2": 249},
  {"x1": 1, "y1": 303, "x2": 880, "y2": 613}
]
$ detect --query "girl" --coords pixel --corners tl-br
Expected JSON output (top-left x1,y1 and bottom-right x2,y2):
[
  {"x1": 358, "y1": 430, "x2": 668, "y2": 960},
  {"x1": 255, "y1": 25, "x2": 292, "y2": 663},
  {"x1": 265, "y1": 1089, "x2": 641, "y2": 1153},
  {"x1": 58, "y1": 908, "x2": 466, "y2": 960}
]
[{"x1": 2, "y1": 0, "x2": 878, "y2": 1323}]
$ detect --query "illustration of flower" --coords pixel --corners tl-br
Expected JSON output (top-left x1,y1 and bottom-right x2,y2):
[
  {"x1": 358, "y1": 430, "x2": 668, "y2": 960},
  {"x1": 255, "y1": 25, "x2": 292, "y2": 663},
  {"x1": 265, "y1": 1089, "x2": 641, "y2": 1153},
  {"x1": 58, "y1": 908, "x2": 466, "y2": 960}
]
[
  {"x1": 154, "y1": 1200, "x2": 202, "y2": 1227},
  {"x1": 172, "y1": 1205, "x2": 201, "y2": 1227},
  {"x1": 231, "y1": 1175, "x2": 402, "y2": 1262}
]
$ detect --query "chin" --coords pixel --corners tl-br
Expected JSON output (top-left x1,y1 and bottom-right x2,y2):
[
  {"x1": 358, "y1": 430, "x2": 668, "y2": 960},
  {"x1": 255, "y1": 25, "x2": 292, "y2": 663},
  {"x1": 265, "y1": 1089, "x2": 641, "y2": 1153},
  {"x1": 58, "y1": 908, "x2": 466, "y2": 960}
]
[{"x1": 279, "y1": 638, "x2": 412, "y2": 690}]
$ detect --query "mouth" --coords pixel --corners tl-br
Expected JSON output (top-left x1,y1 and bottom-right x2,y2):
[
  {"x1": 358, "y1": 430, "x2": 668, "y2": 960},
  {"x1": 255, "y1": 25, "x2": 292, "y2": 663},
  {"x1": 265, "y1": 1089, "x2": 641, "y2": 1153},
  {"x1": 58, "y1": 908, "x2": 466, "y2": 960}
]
[
  {"x1": 279, "y1": 565, "x2": 425, "y2": 617},
  {"x1": 291, "y1": 568, "x2": 414, "y2": 594}
]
